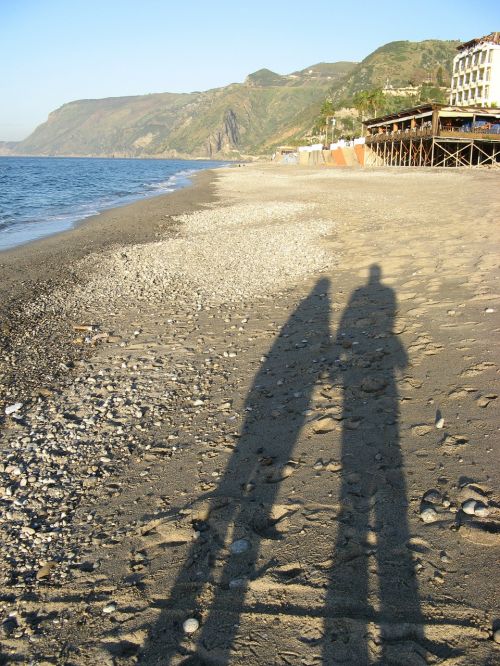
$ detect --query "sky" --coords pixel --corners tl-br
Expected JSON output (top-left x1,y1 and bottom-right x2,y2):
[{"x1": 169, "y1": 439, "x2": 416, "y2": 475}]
[{"x1": 1, "y1": 0, "x2": 499, "y2": 141}]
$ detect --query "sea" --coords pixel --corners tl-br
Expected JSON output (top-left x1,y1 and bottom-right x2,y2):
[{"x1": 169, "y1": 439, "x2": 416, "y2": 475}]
[{"x1": 0, "y1": 156, "x2": 226, "y2": 251}]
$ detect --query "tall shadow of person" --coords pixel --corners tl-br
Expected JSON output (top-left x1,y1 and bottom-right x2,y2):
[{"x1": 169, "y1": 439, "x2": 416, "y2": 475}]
[
  {"x1": 322, "y1": 264, "x2": 425, "y2": 664},
  {"x1": 140, "y1": 278, "x2": 332, "y2": 665}
]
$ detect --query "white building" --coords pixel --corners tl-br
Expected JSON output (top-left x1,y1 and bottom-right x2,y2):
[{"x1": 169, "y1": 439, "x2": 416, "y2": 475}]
[{"x1": 449, "y1": 32, "x2": 500, "y2": 107}]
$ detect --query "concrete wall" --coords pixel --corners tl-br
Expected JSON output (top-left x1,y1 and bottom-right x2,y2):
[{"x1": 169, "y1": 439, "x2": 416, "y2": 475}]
[{"x1": 298, "y1": 146, "x2": 364, "y2": 167}]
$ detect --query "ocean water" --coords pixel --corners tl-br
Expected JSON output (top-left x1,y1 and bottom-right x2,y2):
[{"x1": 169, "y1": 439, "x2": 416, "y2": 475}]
[{"x1": 0, "y1": 156, "x2": 225, "y2": 251}]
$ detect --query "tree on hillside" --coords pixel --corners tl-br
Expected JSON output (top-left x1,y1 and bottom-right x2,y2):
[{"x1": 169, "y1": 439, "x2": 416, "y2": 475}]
[
  {"x1": 310, "y1": 98, "x2": 337, "y2": 142},
  {"x1": 353, "y1": 89, "x2": 386, "y2": 120},
  {"x1": 436, "y1": 66, "x2": 445, "y2": 87}
]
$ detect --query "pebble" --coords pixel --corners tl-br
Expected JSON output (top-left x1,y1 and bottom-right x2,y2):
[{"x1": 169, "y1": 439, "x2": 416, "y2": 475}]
[
  {"x1": 102, "y1": 603, "x2": 117, "y2": 614},
  {"x1": 278, "y1": 463, "x2": 296, "y2": 480},
  {"x1": 229, "y1": 577, "x2": 247, "y2": 589},
  {"x1": 361, "y1": 377, "x2": 387, "y2": 393},
  {"x1": 462, "y1": 500, "x2": 477, "y2": 515},
  {"x1": 435, "y1": 412, "x2": 445, "y2": 429},
  {"x1": 420, "y1": 506, "x2": 438, "y2": 523},
  {"x1": 423, "y1": 489, "x2": 441, "y2": 504},
  {"x1": 473, "y1": 502, "x2": 490, "y2": 517},
  {"x1": 5, "y1": 402, "x2": 23, "y2": 415},
  {"x1": 493, "y1": 628, "x2": 500, "y2": 644},
  {"x1": 312, "y1": 416, "x2": 338, "y2": 434},
  {"x1": 183, "y1": 618, "x2": 199, "y2": 634},
  {"x1": 230, "y1": 538, "x2": 250, "y2": 554},
  {"x1": 36, "y1": 562, "x2": 56, "y2": 580}
]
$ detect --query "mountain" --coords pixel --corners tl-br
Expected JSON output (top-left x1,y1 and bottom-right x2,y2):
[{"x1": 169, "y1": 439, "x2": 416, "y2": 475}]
[
  {"x1": 0, "y1": 141, "x2": 19, "y2": 155},
  {"x1": 330, "y1": 39, "x2": 460, "y2": 103},
  {"x1": 3, "y1": 40, "x2": 460, "y2": 159},
  {"x1": 10, "y1": 63, "x2": 355, "y2": 159}
]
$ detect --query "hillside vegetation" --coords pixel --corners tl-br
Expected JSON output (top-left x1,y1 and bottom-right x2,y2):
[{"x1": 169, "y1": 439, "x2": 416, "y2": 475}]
[
  {"x1": 331, "y1": 39, "x2": 459, "y2": 102},
  {"x1": 6, "y1": 40, "x2": 460, "y2": 158}
]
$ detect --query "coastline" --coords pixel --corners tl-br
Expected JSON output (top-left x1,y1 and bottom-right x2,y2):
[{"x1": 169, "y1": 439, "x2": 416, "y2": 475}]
[
  {"x1": 0, "y1": 163, "x2": 499, "y2": 665},
  {"x1": 0, "y1": 167, "x2": 222, "y2": 415},
  {"x1": 0, "y1": 167, "x2": 219, "y2": 303}
]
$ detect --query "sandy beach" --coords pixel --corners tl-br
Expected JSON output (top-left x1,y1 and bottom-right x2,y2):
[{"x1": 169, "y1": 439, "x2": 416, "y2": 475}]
[{"x1": 0, "y1": 163, "x2": 499, "y2": 665}]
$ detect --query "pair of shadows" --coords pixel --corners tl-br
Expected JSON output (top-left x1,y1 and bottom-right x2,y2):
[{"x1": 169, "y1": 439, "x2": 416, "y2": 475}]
[{"x1": 140, "y1": 266, "x2": 427, "y2": 665}]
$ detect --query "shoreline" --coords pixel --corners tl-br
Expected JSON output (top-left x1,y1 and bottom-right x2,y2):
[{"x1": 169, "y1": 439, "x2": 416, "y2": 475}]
[
  {"x1": 0, "y1": 166, "x2": 224, "y2": 414},
  {"x1": 0, "y1": 159, "x2": 226, "y2": 255},
  {"x1": 0, "y1": 167, "x2": 221, "y2": 304}
]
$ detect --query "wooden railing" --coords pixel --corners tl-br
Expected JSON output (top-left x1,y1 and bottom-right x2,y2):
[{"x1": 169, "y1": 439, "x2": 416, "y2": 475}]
[
  {"x1": 366, "y1": 127, "x2": 433, "y2": 143},
  {"x1": 366, "y1": 124, "x2": 500, "y2": 143}
]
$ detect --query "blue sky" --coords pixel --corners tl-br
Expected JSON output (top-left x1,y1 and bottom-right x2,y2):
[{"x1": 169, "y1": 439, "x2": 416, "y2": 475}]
[{"x1": 1, "y1": 0, "x2": 499, "y2": 140}]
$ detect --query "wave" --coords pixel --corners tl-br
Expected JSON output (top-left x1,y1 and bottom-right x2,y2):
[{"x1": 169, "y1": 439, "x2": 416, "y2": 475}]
[{"x1": 0, "y1": 157, "x2": 226, "y2": 251}]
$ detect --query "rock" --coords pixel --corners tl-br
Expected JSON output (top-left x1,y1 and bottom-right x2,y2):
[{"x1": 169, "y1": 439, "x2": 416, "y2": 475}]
[
  {"x1": 420, "y1": 506, "x2": 438, "y2": 523},
  {"x1": 183, "y1": 618, "x2": 199, "y2": 634},
  {"x1": 493, "y1": 628, "x2": 500, "y2": 644},
  {"x1": 230, "y1": 538, "x2": 250, "y2": 554},
  {"x1": 1, "y1": 617, "x2": 18, "y2": 637},
  {"x1": 473, "y1": 502, "x2": 490, "y2": 517},
  {"x1": 5, "y1": 402, "x2": 23, "y2": 415},
  {"x1": 477, "y1": 394, "x2": 497, "y2": 408},
  {"x1": 313, "y1": 417, "x2": 339, "y2": 434},
  {"x1": 423, "y1": 489, "x2": 441, "y2": 504},
  {"x1": 36, "y1": 561, "x2": 56, "y2": 580},
  {"x1": 462, "y1": 500, "x2": 477, "y2": 515},
  {"x1": 361, "y1": 377, "x2": 387, "y2": 393},
  {"x1": 103, "y1": 603, "x2": 117, "y2": 614},
  {"x1": 435, "y1": 411, "x2": 444, "y2": 429},
  {"x1": 229, "y1": 577, "x2": 247, "y2": 589},
  {"x1": 279, "y1": 463, "x2": 296, "y2": 479},
  {"x1": 411, "y1": 424, "x2": 432, "y2": 436}
]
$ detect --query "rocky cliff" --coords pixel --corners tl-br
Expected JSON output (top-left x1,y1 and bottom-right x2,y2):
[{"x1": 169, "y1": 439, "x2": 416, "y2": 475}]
[{"x1": 4, "y1": 39, "x2": 460, "y2": 159}]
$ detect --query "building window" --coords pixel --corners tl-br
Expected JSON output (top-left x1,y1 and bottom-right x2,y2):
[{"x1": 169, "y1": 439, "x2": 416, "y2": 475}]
[
  {"x1": 481, "y1": 50, "x2": 486, "y2": 63},
  {"x1": 486, "y1": 67, "x2": 491, "y2": 81},
  {"x1": 485, "y1": 85, "x2": 490, "y2": 98},
  {"x1": 488, "y1": 50, "x2": 493, "y2": 62}
]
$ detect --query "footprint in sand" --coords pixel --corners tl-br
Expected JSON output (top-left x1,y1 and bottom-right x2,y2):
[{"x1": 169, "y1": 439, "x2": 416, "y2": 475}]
[{"x1": 461, "y1": 361, "x2": 497, "y2": 378}]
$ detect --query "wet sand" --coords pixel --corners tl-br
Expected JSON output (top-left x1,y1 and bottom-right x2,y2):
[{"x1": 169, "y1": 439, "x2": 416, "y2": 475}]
[{"x1": 0, "y1": 164, "x2": 499, "y2": 665}]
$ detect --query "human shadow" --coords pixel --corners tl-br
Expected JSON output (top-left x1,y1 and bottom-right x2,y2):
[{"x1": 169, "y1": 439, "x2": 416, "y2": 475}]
[
  {"x1": 140, "y1": 277, "x2": 333, "y2": 664},
  {"x1": 322, "y1": 264, "x2": 424, "y2": 664},
  {"x1": 139, "y1": 267, "x2": 428, "y2": 665}
]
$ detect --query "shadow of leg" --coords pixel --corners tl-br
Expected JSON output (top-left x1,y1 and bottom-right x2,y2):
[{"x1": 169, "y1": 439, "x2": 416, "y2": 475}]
[
  {"x1": 139, "y1": 278, "x2": 332, "y2": 665},
  {"x1": 323, "y1": 265, "x2": 424, "y2": 664}
]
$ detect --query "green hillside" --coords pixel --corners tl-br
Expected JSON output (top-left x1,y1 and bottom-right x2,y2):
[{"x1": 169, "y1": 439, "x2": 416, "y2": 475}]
[
  {"x1": 14, "y1": 63, "x2": 354, "y2": 159},
  {"x1": 7, "y1": 40, "x2": 460, "y2": 158},
  {"x1": 330, "y1": 39, "x2": 459, "y2": 102}
]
